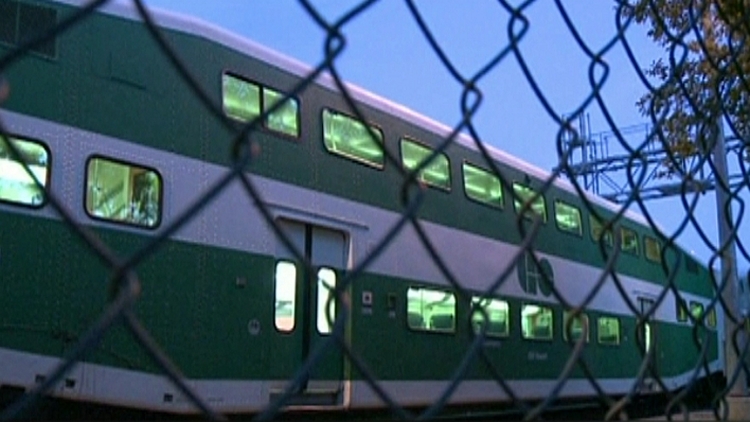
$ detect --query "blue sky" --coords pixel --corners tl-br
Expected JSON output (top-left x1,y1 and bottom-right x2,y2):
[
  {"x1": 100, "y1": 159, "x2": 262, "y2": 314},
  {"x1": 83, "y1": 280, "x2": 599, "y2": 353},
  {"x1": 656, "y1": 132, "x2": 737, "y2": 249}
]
[{"x1": 134, "y1": 1, "x2": 748, "y2": 274}]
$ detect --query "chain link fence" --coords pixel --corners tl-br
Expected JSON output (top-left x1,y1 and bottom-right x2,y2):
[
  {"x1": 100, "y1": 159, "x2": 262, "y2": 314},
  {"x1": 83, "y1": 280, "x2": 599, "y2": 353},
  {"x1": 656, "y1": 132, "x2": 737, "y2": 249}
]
[{"x1": 0, "y1": 0, "x2": 748, "y2": 420}]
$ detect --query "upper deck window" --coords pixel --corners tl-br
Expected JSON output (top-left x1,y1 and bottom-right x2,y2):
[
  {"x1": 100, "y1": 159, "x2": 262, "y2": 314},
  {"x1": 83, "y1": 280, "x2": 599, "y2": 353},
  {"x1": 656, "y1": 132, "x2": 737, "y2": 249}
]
[
  {"x1": 322, "y1": 109, "x2": 384, "y2": 168},
  {"x1": 513, "y1": 183, "x2": 547, "y2": 222},
  {"x1": 262, "y1": 88, "x2": 300, "y2": 137},
  {"x1": 462, "y1": 162, "x2": 503, "y2": 208},
  {"x1": 620, "y1": 227, "x2": 639, "y2": 255},
  {"x1": 590, "y1": 215, "x2": 614, "y2": 247},
  {"x1": 0, "y1": 1, "x2": 58, "y2": 58},
  {"x1": 222, "y1": 73, "x2": 300, "y2": 137},
  {"x1": 554, "y1": 200, "x2": 582, "y2": 235},
  {"x1": 644, "y1": 236, "x2": 662, "y2": 262},
  {"x1": 0, "y1": 135, "x2": 49, "y2": 207},
  {"x1": 400, "y1": 138, "x2": 451, "y2": 190}
]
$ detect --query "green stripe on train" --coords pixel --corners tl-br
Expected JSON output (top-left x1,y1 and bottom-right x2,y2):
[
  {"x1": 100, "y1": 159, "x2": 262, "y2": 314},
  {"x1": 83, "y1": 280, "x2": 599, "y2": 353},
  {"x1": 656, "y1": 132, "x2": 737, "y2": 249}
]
[{"x1": 0, "y1": 213, "x2": 716, "y2": 382}]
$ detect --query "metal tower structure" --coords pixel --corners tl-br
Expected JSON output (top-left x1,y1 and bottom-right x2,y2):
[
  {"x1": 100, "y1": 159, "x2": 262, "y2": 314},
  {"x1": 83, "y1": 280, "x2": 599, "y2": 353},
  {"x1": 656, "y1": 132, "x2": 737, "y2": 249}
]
[
  {"x1": 556, "y1": 113, "x2": 747, "y2": 204},
  {"x1": 557, "y1": 114, "x2": 750, "y2": 398}
]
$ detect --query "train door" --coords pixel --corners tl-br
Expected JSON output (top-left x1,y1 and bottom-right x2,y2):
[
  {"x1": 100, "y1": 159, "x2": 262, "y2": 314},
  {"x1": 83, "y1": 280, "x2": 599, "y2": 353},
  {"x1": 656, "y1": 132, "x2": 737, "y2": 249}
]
[
  {"x1": 270, "y1": 218, "x2": 348, "y2": 406},
  {"x1": 637, "y1": 297, "x2": 657, "y2": 391}
]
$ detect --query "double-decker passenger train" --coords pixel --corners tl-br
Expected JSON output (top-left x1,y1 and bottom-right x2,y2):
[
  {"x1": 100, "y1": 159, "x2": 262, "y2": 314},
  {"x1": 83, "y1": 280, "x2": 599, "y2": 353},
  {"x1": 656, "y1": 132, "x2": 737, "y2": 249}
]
[{"x1": 0, "y1": 0, "x2": 724, "y2": 417}]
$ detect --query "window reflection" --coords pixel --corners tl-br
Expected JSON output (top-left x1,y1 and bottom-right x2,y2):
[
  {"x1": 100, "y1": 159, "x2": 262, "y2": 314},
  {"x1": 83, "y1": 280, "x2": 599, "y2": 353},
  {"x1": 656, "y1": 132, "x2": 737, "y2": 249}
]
[
  {"x1": 274, "y1": 261, "x2": 296, "y2": 332},
  {"x1": 407, "y1": 287, "x2": 456, "y2": 333},
  {"x1": 317, "y1": 268, "x2": 337, "y2": 335},
  {"x1": 85, "y1": 157, "x2": 161, "y2": 228},
  {"x1": 0, "y1": 136, "x2": 48, "y2": 207}
]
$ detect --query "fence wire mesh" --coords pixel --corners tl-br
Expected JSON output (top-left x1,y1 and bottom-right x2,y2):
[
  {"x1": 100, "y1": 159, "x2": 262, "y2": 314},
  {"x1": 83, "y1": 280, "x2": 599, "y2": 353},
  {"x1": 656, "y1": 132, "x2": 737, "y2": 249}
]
[{"x1": 0, "y1": 0, "x2": 749, "y2": 420}]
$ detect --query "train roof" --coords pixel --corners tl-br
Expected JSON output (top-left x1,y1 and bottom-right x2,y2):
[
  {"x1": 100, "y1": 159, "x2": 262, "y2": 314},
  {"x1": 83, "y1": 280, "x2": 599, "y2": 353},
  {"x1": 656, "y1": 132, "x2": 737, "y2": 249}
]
[{"x1": 54, "y1": 0, "x2": 658, "y2": 230}]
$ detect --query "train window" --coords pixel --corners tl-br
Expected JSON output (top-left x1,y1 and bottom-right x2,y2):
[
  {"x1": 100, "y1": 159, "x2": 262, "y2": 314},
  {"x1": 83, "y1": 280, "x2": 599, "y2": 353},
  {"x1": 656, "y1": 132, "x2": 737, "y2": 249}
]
[
  {"x1": 274, "y1": 261, "x2": 296, "y2": 332},
  {"x1": 554, "y1": 200, "x2": 582, "y2": 235},
  {"x1": 0, "y1": 2, "x2": 13, "y2": 45},
  {"x1": 0, "y1": 135, "x2": 48, "y2": 207},
  {"x1": 637, "y1": 297, "x2": 655, "y2": 353},
  {"x1": 690, "y1": 301, "x2": 704, "y2": 320},
  {"x1": 707, "y1": 307, "x2": 717, "y2": 329},
  {"x1": 589, "y1": 215, "x2": 614, "y2": 247},
  {"x1": 644, "y1": 236, "x2": 662, "y2": 262},
  {"x1": 0, "y1": 1, "x2": 58, "y2": 58},
  {"x1": 462, "y1": 162, "x2": 503, "y2": 208},
  {"x1": 222, "y1": 73, "x2": 300, "y2": 137},
  {"x1": 407, "y1": 287, "x2": 456, "y2": 333},
  {"x1": 676, "y1": 299, "x2": 688, "y2": 322},
  {"x1": 263, "y1": 88, "x2": 300, "y2": 137},
  {"x1": 620, "y1": 227, "x2": 639, "y2": 255},
  {"x1": 322, "y1": 109, "x2": 384, "y2": 168},
  {"x1": 400, "y1": 138, "x2": 451, "y2": 190},
  {"x1": 563, "y1": 310, "x2": 589, "y2": 342},
  {"x1": 597, "y1": 316, "x2": 620, "y2": 345},
  {"x1": 223, "y1": 73, "x2": 260, "y2": 122},
  {"x1": 470, "y1": 297, "x2": 509, "y2": 337},
  {"x1": 521, "y1": 303, "x2": 553, "y2": 340},
  {"x1": 316, "y1": 268, "x2": 336, "y2": 335},
  {"x1": 85, "y1": 157, "x2": 162, "y2": 228},
  {"x1": 512, "y1": 183, "x2": 547, "y2": 222}
]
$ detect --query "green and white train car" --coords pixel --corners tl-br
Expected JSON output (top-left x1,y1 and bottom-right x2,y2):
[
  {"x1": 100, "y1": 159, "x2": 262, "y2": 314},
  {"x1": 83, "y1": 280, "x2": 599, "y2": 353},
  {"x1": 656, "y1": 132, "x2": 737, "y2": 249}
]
[{"x1": 0, "y1": 0, "x2": 724, "y2": 415}]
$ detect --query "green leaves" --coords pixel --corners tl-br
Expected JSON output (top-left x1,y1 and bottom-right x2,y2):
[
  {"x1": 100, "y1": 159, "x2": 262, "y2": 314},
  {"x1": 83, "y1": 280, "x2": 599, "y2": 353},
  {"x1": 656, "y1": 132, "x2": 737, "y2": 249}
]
[{"x1": 626, "y1": 0, "x2": 750, "y2": 174}]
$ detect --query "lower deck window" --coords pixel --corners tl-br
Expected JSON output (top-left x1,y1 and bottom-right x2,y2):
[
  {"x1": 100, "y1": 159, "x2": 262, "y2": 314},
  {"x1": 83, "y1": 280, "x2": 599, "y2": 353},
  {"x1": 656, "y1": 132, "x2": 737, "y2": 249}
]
[
  {"x1": 563, "y1": 310, "x2": 589, "y2": 342},
  {"x1": 471, "y1": 297, "x2": 509, "y2": 337},
  {"x1": 677, "y1": 299, "x2": 689, "y2": 322},
  {"x1": 0, "y1": 135, "x2": 48, "y2": 207},
  {"x1": 407, "y1": 287, "x2": 456, "y2": 333},
  {"x1": 690, "y1": 301, "x2": 705, "y2": 322},
  {"x1": 707, "y1": 307, "x2": 717, "y2": 328},
  {"x1": 85, "y1": 157, "x2": 162, "y2": 228},
  {"x1": 317, "y1": 268, "x2": 337, "y2": 335},
  {"x1": 274, "y1": 261, "x2": 296, "y2": 332},
  {"x1": 521, "y1": 303, "x2": 553, "y2": 340},
  {"x1": 597, "y1": 316, "x2": 621, "y2": 345}
]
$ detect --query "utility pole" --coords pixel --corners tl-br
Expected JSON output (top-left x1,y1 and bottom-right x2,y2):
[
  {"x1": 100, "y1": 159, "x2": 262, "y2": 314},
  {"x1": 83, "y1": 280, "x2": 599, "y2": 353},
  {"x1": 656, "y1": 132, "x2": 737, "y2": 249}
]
[{"x1": 713, "y1": 120, "x2": 750, "y2": 418}]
